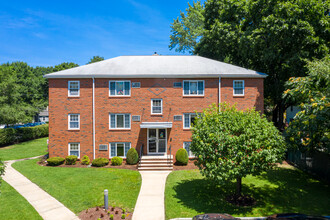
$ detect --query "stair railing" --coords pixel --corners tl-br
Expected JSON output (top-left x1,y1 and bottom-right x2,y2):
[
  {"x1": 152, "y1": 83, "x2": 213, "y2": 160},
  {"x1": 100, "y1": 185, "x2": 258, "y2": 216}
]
[
  {"x1": 139, "y1": 144, "x2": 143, "y2": 166},
  {"x1": 168, "y1": 144, "x2": 172, "y2": 165}
]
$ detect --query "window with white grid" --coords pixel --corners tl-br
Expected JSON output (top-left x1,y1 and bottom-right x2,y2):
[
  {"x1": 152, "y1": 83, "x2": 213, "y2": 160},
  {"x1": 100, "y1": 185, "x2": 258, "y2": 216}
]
[
  {"x1": 109, "y1": 113, "x2": 130, "y2": 129},
  {"x1": 183, "y1": 142, "x2": 194, "y2": 157},
  {"x1": 233, "y1": 80, "x2": 244, "y2": 96},
  {"x1": 68, "y1": 114, "x2": 80, "y2": 130},
  {"x1": 68, "y1": 81, "x2": 80, "y2": 97},
  {"x1": 151, "y1": 99, "x2": 162, "y2": 114},
  {"x1": 69, "y1": 143, "x2": 80, "y2": 158}
]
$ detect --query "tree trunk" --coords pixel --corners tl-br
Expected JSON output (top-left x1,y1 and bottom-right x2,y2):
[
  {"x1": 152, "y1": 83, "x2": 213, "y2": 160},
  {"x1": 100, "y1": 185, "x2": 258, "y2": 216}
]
[
  {"x1": 272, "y1": 101, "x2": 285, "y2": 131},
  {"x1": 236, "y1": 177, "x2": 242, "y2": 196}
]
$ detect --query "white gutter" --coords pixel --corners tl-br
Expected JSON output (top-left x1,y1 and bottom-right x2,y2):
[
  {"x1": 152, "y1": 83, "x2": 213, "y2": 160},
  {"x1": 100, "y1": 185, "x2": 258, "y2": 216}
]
[
  {"x1": 92, "y1": 77, "x2": 95, "y2": 160},
  {"x1": 219, "y1": 76, "x2": 221, "y2": 111}
]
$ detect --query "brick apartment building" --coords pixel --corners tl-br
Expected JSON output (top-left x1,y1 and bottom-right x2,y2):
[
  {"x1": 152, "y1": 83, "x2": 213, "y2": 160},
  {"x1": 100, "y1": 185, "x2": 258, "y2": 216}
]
[{"x1": 44, "y1": 55, "x2": 266, "y2": 161}]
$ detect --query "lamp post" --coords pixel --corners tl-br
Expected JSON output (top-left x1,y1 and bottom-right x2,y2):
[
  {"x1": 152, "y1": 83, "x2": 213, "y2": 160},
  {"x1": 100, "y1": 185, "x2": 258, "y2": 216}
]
[{"x1": 104, "y1": 189, "x2": 108, "y2": 210}]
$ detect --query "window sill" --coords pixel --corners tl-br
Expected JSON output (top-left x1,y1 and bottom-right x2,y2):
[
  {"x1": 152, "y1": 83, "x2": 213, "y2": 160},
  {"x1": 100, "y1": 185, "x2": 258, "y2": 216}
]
[
  {"x1": 109, "y1": 95, "x2": 131, "y2": 98},
  {"x1": 233, "y1": 95, "x2": 245, "y2": 98},
  {"x1": 68, "y1": 96, "x2": 80, "y2": 98},
  {"x1": 151, "y1": 114, "x2": 163, "y2": 116},
  {"x1": 183, "y1": 128, "x2": 192, "y2": 131},
  {"x1": 109, "y1": 129, "x2": 131, "y2": 131},
  {"x1": 68, "y1": 129, "x2": 80, "y2": 131},
  {"x1": 183, "y1": 95, "x2": 204, "y2": 98}
]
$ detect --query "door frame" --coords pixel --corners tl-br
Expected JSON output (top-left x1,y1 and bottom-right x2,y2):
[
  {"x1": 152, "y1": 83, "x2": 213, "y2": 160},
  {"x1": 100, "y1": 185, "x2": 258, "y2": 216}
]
[{"x1": 147, "y1": 128, "x2": 167, "y2": 154}]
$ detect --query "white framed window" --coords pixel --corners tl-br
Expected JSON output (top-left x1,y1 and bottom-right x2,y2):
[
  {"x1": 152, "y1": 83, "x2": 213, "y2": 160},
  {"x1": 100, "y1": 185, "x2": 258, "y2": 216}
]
[
  {"x1": 183, "y1": 142, "x2": 194, "y2": 157},
  {"x1": 183, "y1": 80, "x2": 204, "y2": 96},
  {"x1": 109, "y1": 113, "x2": 131, "y2": 129},
  {"x1": 110, "y1": 142, "x2": 131, "y2": 157},
  {"x1": 69, "y1": 143, "x2": 80, "y2": 158},
  {"x1": 109, "y1": 81, "x2": 131, "y2": 96},
  {"x1": 233, "y1": 80, "x2": 244, "y2": 96},
  {"x1": 151, "y1": 99, "x2": 162, "y2": 114},
  {"x1": 68, "y1": 114, "x2": 80, "y2": 130},
  {"x1": 68, "y1": 81, "x2": 80, "y2": 97},
  {"x1": 183, "y1": 113, "x2": 198, "y2": 129}
]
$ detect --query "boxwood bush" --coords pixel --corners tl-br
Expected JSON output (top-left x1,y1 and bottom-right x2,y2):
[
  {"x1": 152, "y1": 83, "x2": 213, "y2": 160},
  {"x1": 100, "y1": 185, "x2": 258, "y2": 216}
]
[
  {"x1": 81, "y1": 155, "x2": 90, "y2": 165},
  {"x1": 47, "y1": 157, "x2": 65, "y2": 166},
  {"x1": 126, "y1": 148, "x2": 139, "y2": 165},
  {"x1": 111, "y1": 156, "x2": 123, "y2": 166},
  {"x1": 0, "y1": 124, "x2": 49, "y2": 146},
  {"x1": 92, "y1": 158, "x2": 109, "y2": 167},
  {"x1": 65, "y1": 155, "x2": 78, "y2": 165},
  {"x1": 175, "y1": 148, "x2": 188, "y2": 165}
]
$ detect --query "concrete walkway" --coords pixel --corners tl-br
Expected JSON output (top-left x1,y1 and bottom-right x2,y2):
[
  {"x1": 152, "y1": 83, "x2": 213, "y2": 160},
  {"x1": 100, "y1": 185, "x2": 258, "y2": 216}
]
[
  {"x1": 3, "y1": 157, "x2": 79, "y2": 220},
  {"x1": 132, "y1": 171, "x2": 171, "y2": 220}
]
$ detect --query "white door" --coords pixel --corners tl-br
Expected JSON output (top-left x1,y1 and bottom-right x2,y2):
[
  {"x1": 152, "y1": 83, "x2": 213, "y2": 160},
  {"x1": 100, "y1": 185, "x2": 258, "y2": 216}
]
[{"x1": 148, "y1": 128, "x2": 167, "y2": 154}]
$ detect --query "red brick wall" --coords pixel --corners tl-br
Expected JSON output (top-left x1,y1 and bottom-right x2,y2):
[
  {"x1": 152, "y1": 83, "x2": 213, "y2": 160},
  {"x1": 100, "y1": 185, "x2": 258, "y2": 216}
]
[{"x1": 48, "y1": 77, "x2": 264, "y2": 160}]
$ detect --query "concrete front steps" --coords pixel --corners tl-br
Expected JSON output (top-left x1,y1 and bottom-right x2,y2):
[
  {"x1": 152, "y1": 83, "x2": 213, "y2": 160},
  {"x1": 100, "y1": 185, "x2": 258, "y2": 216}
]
[{"x1": 138, "y1": 155, "x2": 173, "y2": 171}]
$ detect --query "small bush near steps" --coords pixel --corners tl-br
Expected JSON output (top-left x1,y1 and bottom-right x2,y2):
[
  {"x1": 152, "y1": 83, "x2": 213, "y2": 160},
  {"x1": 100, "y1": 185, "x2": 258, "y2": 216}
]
[
  {"x1": 81, "y1": 155, "x2": 90, "y2": 165},
  {"x1": 175, "y1": 148, "x2": 188, "y2": 165},
  {"x1": 91, "y1": 158, "x2": 109, "y2": 167},
  {"x1": 65, "y1": 155, "x2": 78, "y2": 165},
  {"x1": 111, "y1": 156, "x2": 123, "y2": 166},
  {"x1": 47, "y1": 157, "x2": 65, "y2": 166},
  {"x1": 126, "y1": 148, "x2": 139, "y2": 165}
]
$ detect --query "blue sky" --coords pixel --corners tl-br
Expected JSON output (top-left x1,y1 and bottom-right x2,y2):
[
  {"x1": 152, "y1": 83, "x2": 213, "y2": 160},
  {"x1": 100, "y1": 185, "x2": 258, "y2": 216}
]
[{"x1": 0, "y1": 0, "x2": 199, "y2": 67}]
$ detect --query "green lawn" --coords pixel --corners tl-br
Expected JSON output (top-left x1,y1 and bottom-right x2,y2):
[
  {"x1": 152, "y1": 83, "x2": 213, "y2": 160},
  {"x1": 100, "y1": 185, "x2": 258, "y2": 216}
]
[
  {"x1": 12, "y1": 159, "x2": 141, "y2": 213},
  {"x1": 0, "y1": 138, "x2": 48, "y2": 161},
  {"x1": 0, "y1": 181, "x2": 42, "y2": 220},
  {"x1": 165, "y1": 165, "x2": 330, "y2": 219}
]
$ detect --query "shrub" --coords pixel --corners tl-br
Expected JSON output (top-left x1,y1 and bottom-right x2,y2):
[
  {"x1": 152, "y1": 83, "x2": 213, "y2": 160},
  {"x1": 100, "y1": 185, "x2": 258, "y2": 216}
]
[
  {"x1": 175, "y1": 149, "x2": 188, "y2": 165},
  {"x1": 91, "y1": 158, "x2": 109, "y2": 167},
  {"x1": 81, "y1": 155, "x2": 90, "y2": 165},
  {"x1": 65, "y1": 155, "x2": 78, "y2": 165},
  {"x1": 47, "y1": 157, "x2": 65, "y2": 166},
  {"x1": 126, "y1": 148, "x2": 139, "y2": 165},
  {"x1": 121, "y1": 214, "x2": 125, "y2": 219},
  {"x1": 122, "y1": 208, "x2": 126, "y2": 213},
  {"x1": 110, "y1": 214, "x2": 114, "y2": 220},
  {"x1": 0, "y1": 124, "x2": 49, "y2": 146},
  {"x1": 111, "y1": 156, "x2": 123, "y2": 166}
]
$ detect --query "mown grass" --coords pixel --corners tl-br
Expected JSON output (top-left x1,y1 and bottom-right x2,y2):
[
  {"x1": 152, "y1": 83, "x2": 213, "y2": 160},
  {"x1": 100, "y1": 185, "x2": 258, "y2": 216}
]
[
  {"x1": 0, "y1": 181, "x2": 42, "y2": 220},
  {"x1": 12, "y1": 159, "x2": 141, "y2": 213},
  {"x1": 165, "y1": 165, "x2": 330, "y2": 219},
  {"x1": 0, "y1": 137, "x2": 48, "y2": 161}
]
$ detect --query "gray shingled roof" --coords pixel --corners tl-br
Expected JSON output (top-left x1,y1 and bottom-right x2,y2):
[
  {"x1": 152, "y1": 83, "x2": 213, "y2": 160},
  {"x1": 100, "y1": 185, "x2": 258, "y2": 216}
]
[{"x1": 44, "y1": 55, "x2": 267, "y2": 79}]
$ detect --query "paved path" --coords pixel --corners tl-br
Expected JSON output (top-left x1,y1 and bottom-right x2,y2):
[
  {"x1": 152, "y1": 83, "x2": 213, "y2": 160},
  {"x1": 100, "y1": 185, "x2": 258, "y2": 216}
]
[
  {"x1": 132, "y1": 171, "x2": 171, "y2": 220},
  {"x1": 3, "y1": 157, "x2": 79, "y2": 220}
]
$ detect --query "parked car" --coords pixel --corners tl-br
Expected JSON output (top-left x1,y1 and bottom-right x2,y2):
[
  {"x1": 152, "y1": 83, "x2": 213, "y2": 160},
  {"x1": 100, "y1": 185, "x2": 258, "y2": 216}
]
[{"x1": 4, "y1": 122, "x2": 45, "y2": 129}]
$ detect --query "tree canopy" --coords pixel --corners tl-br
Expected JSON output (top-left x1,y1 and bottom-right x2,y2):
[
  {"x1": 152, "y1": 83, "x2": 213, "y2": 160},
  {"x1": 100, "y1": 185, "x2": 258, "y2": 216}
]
[
  {"x1": 170, "y1": 0, "x2": 330, "y2": 129},
  {"x1": 0, "y1": 61, "x2": 78, "y2": 125},
  {"x1": 284, "y1": 56, "x2": 330, "y2": 153},
  {"x1": 87, "y1": 56, "x2": 104, "y2": 64},
  {"x1": 190, "y1": 103, "x2": 286, "y2": 198}
]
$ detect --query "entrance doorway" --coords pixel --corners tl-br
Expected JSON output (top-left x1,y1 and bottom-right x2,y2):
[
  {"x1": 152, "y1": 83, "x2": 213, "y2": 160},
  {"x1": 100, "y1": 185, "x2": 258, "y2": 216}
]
[{"x1": 147, "y1": 128, "x2": 167, "y2": 154}]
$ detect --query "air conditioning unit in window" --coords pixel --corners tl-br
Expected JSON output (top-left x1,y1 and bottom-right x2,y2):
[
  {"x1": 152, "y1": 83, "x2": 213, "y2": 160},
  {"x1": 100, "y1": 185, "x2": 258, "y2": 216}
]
[
  {"x1": 132, "y1": 82, "x2": 141, "y2": 88},
  {"x1": 174, "y1": 115, "x2": 182, "y2": 121},
  {"x1": 173, "y1": 82, "x2": 182, "y2": 88},
  {"x1": 132, "y1": 115, "x2": 141, "y2": 122},
  {"x1": 99, "y1": 144, "x2": 108, "y2": 151}
]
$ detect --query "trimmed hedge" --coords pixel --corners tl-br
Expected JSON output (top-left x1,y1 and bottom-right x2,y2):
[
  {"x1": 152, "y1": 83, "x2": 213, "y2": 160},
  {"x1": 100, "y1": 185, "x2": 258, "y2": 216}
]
[
  {"x1": 0, "y1": 124, "x2": 49, "y2": 146},
  {"x1": 175, "y1": 148, "x2": 189, "y2": 165},
  {"x1": 126, "y1": 148, "x2": 139, "y2": 165},
  {"x1": 111, "y1": 156, "x2": 123, "y2": 166},
  {"x1": 81, "y1": 155, "x2": 90, "y2": 165},
  {"x1": 92, "y1": 158, "x2": 109, "y2": 167},
  {"x1": 47, "y1": 157, "x2": 65, "y2": 166},
  {"x1": 65, "y1": 155, "x2": 78, "y2": 165}
]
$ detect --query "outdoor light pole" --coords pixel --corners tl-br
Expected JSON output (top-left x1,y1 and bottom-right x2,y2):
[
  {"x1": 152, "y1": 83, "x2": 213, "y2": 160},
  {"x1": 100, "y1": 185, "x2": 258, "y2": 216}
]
[{"x1": 104, "y1": 189, "x2": 108, "y2": 210}]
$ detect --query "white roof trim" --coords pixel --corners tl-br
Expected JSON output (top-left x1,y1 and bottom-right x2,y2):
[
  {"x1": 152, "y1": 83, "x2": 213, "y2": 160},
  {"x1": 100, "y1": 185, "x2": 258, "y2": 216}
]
[
  {"x1": 140, "y1": 122, "x2": 173, "y2": 129},
  {"x1": 44, "y1": 55, "x2": 267, "y2": 79}
]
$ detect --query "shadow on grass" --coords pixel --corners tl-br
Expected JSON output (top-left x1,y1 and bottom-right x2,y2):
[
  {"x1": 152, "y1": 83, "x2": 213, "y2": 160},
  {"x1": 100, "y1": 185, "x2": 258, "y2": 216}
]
[{"x1": 172, "y1": 167, "x2": 330, "y2": 216}]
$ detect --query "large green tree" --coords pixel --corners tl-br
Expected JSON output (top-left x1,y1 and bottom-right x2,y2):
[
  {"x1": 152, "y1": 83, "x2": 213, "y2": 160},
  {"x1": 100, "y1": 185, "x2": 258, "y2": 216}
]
[
  {"x1": 190, "y1": 103, "x2": 285, "y2": 201},
  {"x1": 170, "y1": 0, "x2": 330, "y2": 129},
  {"x1": 87, "y1": 56, "x2": 104, "y2": 64},
  {"x1": 284, "y1": 56, "x2": 330, "y2": 153},
  {"x1": 0, "y1": 61, "x2": 78, "y2": 125}
]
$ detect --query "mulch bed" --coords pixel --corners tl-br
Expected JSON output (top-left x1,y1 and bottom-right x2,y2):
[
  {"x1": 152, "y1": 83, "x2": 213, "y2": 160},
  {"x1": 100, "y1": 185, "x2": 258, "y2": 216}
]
[
  {"x1": 173, "y1": 159, "x2": 198, "y2": 170},
  {"x1": 78, "y1": 206, "x2": 132, "y2": 220}
]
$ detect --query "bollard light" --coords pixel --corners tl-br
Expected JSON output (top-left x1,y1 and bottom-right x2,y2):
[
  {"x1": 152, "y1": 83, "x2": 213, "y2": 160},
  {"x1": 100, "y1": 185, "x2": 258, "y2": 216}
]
[{"x1": 104, "y1": 189, "x2": 108, "y2": 210}]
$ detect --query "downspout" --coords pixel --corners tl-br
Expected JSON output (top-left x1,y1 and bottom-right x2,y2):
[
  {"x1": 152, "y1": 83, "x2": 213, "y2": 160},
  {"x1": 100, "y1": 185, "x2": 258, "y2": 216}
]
[
  {"x1": 219, "y1": 76, "x2": 221, "y2": 111},
  {"x1": 92, "y1": 77, "x2": 95, "y2": 160}
]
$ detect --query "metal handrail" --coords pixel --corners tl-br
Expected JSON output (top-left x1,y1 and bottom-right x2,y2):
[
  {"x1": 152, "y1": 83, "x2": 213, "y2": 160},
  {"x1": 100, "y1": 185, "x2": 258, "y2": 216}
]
[
  {"x1": 139, "y1": 144, "x2": 143, "y2": 166},
  {"x1": 168, "y1": 145, "x2": 172, "y2": 164}
]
